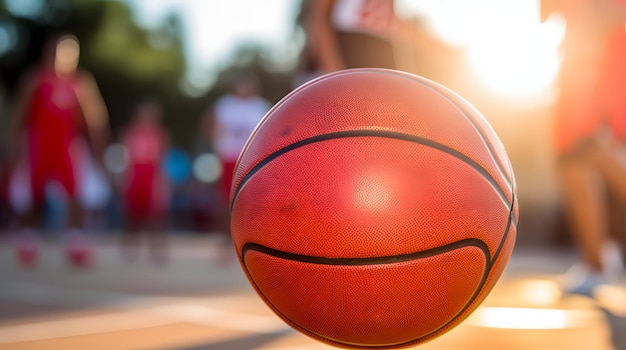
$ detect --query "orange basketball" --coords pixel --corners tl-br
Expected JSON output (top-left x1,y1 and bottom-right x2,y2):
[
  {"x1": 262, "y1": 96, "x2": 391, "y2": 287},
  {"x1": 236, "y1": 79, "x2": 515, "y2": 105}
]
[{"x1": 230, "y1": 69, "x2": 518, "y2": 348}]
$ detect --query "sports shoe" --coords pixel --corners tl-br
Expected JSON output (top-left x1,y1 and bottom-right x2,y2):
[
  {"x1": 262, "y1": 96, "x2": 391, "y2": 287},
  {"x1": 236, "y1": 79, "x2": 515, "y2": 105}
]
[
  {"x1": 559, "y1": 264, "x2": 607, "y2": 297},
  {"x1": 64, "y1": 230, "x2": 93, "y2": 269},
  {"x1": 15, "y1": 229, "x2": 40, "y2": 269},
  {"x1": 602, "y1": 241, "x2": 625, "y2": 281}
]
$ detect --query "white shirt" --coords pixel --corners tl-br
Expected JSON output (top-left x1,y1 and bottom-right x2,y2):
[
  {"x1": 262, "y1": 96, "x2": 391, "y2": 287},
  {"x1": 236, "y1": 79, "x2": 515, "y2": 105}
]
[
  {"x1": 331, "y1": 0, "x2": 398, "y2": 38},
  {"x1": 213, "y1": 94, "x2": 271, "y2": 161}
]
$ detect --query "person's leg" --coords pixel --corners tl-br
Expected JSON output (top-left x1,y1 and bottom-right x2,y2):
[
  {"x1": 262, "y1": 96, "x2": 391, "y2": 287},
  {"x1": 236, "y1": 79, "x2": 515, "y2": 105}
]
[
  {"x1": 60, "y1": 153, "x2": 93, "y2": 268},
  {"x1": 553, "y1": 51, "x2": 612, "y2": 293},
  {"x1": 557, "y1": 149, "x2": 614, "y2": 296},
  {"x1": 15, "y1": 202, "x2": 43, "y2": 268},
  {"x1": 592, "y1": 141, "x2": 626, "y2": 269},
  {"x1": 147, "y1": 214, "x2": 168, "y2": 266},
  {"x1": 64, "y1": 197, "x2": 94, "y2": 268},
  {"x1": 120, "y1": 215, "x2": 142, "y2": 263},
  {"x1": 604, "y1": 187, "x2": 626, "y2": 278},
  {"x1": 120, "y1": 180, "x2": 145, "y2": 264},
  {"x1": 216, "y1": 159, "x2": 237, "y2": 265},
  {"x1": 144, "y1": 181, "x2": 168, "y2": 266},
  {"x1": 67, "y1": 197, "x2": 83, "y2": 229},
  {"x1": 589, "y1": 140, "x2": 626, "y2": 201},
  {"x1": 14, "y1": 157, "x2": 46, "y2": 268},
  {"x1": 559, "y1": 155, "x2": 606, "y2": 273}
]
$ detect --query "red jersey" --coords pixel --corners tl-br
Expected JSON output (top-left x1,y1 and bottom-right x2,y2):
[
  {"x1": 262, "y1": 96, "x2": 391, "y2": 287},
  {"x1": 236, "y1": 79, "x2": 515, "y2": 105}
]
[
  {"x1": 122, "y1": 120, "x2": 168, "y2": 219},
  {"x1": 26, "y1": 69, "x2": 83, "y2": 151},
  {"x1": 552, "y1": 0, "x2": 626, "y2": 153},
  {"x1": 25, "y1": 69, "x2": 84, "y2": 201},
  {"x1": 125, "y1": 123, "x2": 166, "y2": 166},
  {"x1": 598, "y1": 28, "x2": 626, "y2": 140}
]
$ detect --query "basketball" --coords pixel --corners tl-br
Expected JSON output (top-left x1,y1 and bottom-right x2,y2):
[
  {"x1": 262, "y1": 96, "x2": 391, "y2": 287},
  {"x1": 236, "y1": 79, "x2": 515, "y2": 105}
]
[{"x1": 230, "y1": 69, "x2": 518, "y2": 348}]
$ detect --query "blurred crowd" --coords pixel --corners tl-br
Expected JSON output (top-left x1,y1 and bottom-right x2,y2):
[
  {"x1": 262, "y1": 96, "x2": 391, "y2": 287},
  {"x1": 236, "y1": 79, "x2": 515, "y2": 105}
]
[{"x1": 0, "y1": 31, "x2": 272, "y2": 267}]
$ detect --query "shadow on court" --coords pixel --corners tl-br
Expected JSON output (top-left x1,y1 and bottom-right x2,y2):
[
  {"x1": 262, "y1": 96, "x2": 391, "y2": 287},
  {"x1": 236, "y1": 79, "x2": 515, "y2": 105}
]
[
  {"x1": 602, "y1": 309, "x2": 626, "y2": 350},
  {"x1": 180, "y1": 328, "x2": 293, "y2": 350}
]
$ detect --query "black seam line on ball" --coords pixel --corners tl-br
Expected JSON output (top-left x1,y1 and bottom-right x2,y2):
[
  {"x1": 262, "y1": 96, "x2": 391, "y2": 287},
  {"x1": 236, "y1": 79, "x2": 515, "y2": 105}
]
[
  {"x1": 426, "y1": 83, "x2": 512, "y2": 187},
  {"x1": 492, "y1": 178, "x2": 517, "y2": 264},
  {"x1": 337, "y1": 208, "x2": 511, "y2": 349},
  {"x1": 242, "y1": 238, "x2": 490, "y2": 267},
  {"x1": 241, "y1": 237, "x2": 493, "y2": 349},
  {"x1": 230, "y1": 130, "x2": 512, "y2": 212},
  {"x1": 371, "y1": 69, "x2": 513, "y2": 188},
  {"x1": 240, "y1": 176, "x2": 516, "y2": 349},
  {"x1": 412, "y1": 200, "x2": 515, "y2": 349}
]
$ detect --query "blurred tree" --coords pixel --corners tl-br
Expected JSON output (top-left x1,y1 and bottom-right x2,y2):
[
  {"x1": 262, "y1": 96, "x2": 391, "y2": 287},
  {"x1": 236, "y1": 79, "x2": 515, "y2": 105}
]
[
  {"x1": 0, "y1": 0, "x2": 190, "y2": 144},
  {"x1": 86, "y1": 3, "x2": 184, "y2": 81},
  {"x1": 216, "y1": 42, "x2": 294, "y2": 102},
  {"x1": 0, "y1": 0, "x2": 301, "y2": 152}
]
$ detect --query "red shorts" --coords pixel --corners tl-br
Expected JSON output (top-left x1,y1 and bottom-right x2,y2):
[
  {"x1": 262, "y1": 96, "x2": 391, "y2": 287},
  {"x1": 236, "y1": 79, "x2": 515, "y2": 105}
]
[
  {"x1": 599, "y1": 29, "x2": 626, "y2": 141},
  {"x1": 28, "y1": 142, "x2": 78, "y2": 203},
  {"x1": 555, "y1": 30, "x2": 626, "y2": 153},
  {"x1": 124, "y1": 164, "x2": 167, "y2": 220},
  {"x1": 220, "y1": 159, "x2": 237, "y2": 202}
]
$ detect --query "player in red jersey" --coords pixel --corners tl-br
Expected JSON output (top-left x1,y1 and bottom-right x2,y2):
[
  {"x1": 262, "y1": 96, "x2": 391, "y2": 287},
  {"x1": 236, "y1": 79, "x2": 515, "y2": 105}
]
[
  {"x1": 119, "y1": 99, "x2": 170, "y2": 265},
  {"x1": 541, "y1": 0, "x2": 626, "y2": 295},
  {"x1": 10, "y1": 33, "x2": 109, "y2": 268}
]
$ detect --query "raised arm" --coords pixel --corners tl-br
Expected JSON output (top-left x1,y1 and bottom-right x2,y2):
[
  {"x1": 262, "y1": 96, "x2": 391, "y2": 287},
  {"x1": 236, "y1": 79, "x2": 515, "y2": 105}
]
[{"x1": 8, "y1": 69, "x2": 38, "y2": 164}]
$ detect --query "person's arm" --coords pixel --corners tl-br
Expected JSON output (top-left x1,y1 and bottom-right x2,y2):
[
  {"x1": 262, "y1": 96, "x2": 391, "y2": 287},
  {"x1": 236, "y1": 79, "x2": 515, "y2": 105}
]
[
  {"x1": 308, "y1": 0, "x2": 345, "y2": 72},
  {"x1": 75, "y1": 71, "x2": 109, "y2": 162},
  {"x1": 8, "y1": 69, "x2": 38, "y2": 165}
]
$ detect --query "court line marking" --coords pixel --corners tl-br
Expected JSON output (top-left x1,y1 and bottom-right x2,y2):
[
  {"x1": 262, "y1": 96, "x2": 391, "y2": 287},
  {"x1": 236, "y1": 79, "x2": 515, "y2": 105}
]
[
  {"x1": 0, "y1": 279, "x2": 250, "y2": 308},
  {"x1": 0, "y1": 302, "x2": 289, "y2": 344},
  {"x1": 0, "y1": 311, "x2": 176, "y2": 344},
  {"x1": 148, "y1": 303, "x2": 289, "y2": 333},
  {"x1": 0, "y1": 279, "x2": 288, "y2": 344}
]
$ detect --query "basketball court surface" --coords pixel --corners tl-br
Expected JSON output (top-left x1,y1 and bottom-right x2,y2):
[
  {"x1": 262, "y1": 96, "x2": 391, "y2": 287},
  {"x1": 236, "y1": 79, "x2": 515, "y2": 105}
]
[{"x1": 0, "y1": 234, "x2": 625, "y2": 350}]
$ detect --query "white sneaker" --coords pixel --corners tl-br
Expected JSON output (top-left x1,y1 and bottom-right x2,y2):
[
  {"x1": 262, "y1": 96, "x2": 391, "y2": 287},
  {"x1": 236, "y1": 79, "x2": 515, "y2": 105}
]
[
  {"x1": 14, "y1": 228, "x2": 40, "y2": 268},
  {"x1": 63, "y1": 230, "x2": 93, "y2": 268},
  {"x1": 559, "y1": 264, "x2": 607, "y2": 297},
  {"x1": 602, "y1": 241, "x2": 625, "y2": 282}
]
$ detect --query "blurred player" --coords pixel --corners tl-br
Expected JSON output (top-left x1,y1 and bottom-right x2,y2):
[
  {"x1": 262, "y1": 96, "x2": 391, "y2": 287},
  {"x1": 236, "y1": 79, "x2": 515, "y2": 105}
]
[
  {"x1": 541, "y1": 0, "x2": 626, "y2": 295},
  {"x1": 306, "y1": 0, "x2": 409, "y2": 73},
  {"x1": 10, "y1": 33, "x2": 109, "y2": 268},
  {"x1": 119, "y1": 99, "x2": 170, "y2": 265},
  {"x1": 209, "y1": 72, "x2": 271, "y2": 262},
  {"x1": 212, "y1": 73, "x2": 271, "y2": 202}
]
